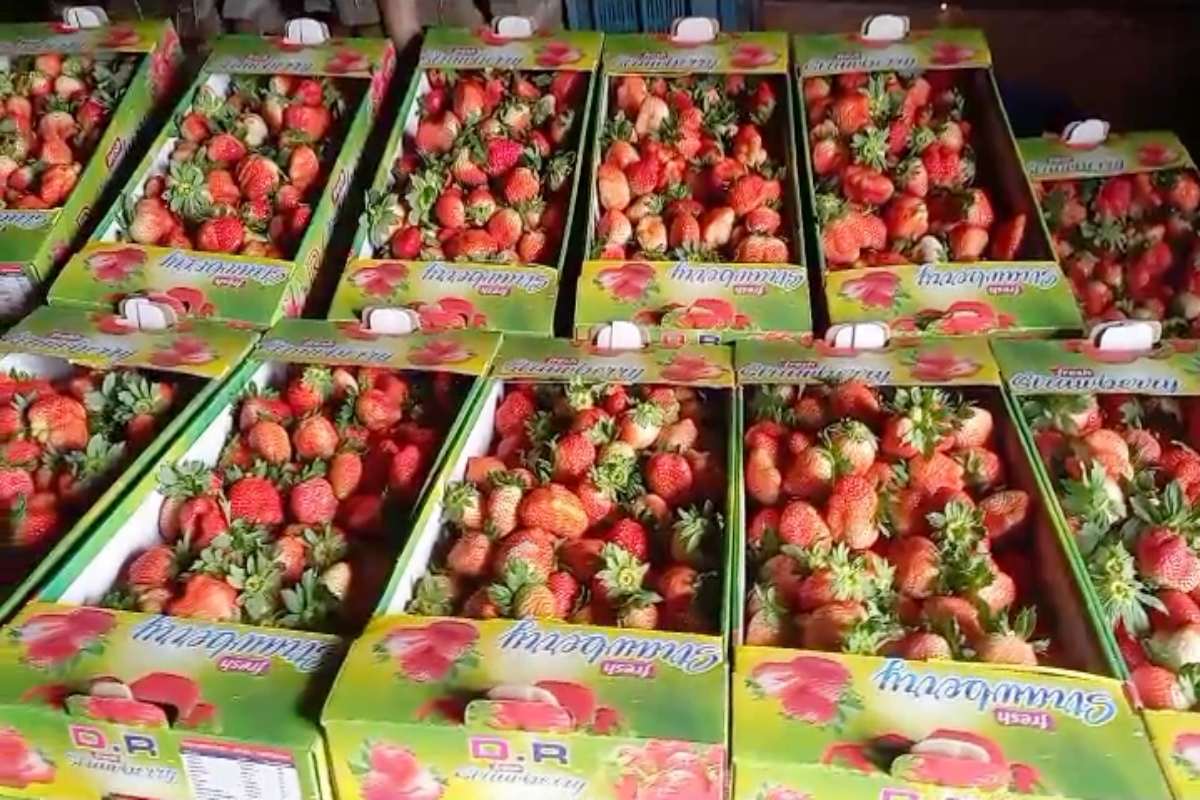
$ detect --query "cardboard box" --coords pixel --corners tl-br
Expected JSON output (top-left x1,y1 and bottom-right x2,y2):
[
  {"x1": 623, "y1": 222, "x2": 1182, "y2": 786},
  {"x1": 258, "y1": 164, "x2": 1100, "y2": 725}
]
[
  {"x1": 993, "y1": 331, "x2": 1200, "y2": 800},
  {"x1": 327, "y1": 24, "x2": 603, "y2": 336},
  {"x1": 322, "y1": 336, "x2": 737, "y2": 800},
  {"x1": 48, "y1": 22, "x2": 396, "y2": 329},
  {"x1": 575, "y1": 26, "x2": 813, "y2": 345},
  {"x1": 794, "y1": 18, "x2": 1083, "y2": 337},
  {"x1": 730, "y1": 333, "x2": 1168, "y2": 800},
  {"x1": 1018, "y1": 124, "x2": 1200, "y2": 337},
  {"x1": 0, "y1": 304, "x2": 257, "y2": 623},
  {"x1": 0, "y1": 320, "x2": 500, "y2": 800},
  {"x1": 0, "y1": 16, "x2": 182, "y2": 321}
]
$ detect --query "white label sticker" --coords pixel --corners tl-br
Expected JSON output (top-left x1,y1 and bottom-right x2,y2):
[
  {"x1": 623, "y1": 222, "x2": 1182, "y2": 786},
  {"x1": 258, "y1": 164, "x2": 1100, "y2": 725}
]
[{"x1": 180, "y1": 739, "x2": 302, "y2": 800}]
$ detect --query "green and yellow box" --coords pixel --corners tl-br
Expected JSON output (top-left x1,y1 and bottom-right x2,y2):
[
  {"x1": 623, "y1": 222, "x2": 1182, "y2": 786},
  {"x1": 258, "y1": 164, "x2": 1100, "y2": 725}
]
[
  {"x1": 0, "y1": 18, "x2": 182, "y2": 321},
  {"x1": 0, "y1": 320, "x2": 500, "y2": 800},
  {"x1": 48, "y1": 30, "x2": 395, "y2": 329},
  {"x1": 328, "y1": 26, "x2": 602, "y2": 336},
  {"x1": 795, "y1": 25, "x2": 1082, "y2": 337},
  {"x1": 730, "y1": 336, "x2": 1167, "y2": 800},
  {"x1": 0, "y1": 304, "x2": 257, "y2": 623},
  {"x1": 575, "y1": 29, "x2": 812, "y2": 345},
  {"x1": 322, "y1": 336, "x2": 737, "y2": 800},
  {"x1": 992, "y1": 336, "x2": 1200, "y2": 800},
  {"x1": 1018, "y1": 128, "x2": 1200, "y2": 336}
]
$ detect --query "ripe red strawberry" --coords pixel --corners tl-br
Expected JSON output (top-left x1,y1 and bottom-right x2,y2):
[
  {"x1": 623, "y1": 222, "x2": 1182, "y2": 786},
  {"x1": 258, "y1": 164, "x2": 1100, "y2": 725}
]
[
  {"x1": 288, "y1": 145, "x2": 320, "y2": 193},
  {"x1": 603, "y1": 518, "x2": 650, "y2": 561},
  {"x1": 447, "y1": 530, "x2": 492, "y2": 578},
  {"x1": 1137, "y1": 528, "x2": 1200, "y2": 592},
  {"x1": 922, "y1": 144, "x2": 965, "y2": 189},
  {"x1": 329, "y1": 451, "x2": 363, "y2": 500},
  {"x1": 645, "y1": 452, "x2": 693, "y2": 506},
  {"x1": 485, "y1": 137, "x2": 524, "y2": 177},
  {"x1": 284, "y1": 104, "x2": 332, "y2": 140},
  {"x1": 196, "y1": 217, "x2": 246, "y2": 254},
  {"x1": 127, "y1": 544, "x2": 178, "y2": 588},
  {"x1": 293, "y1": 416, "x2": 339, "y2": 461},
  {"x1": 206, "y1": 132, "x2": 247, "y2": 164},
  {"x1": 517, "y1": 484, "x2": 588, "y2": 539},
  {"x1": 1131, "y1": 664, "x2": 1192, "y2": 710},
  {"x1": 169, "y1": 575, "x2": 239, "y2": 622},
  {"x1": 237, "y1": 155, "x2": 281, "y2": 201},
  {"x1": 228, "y1": 476, "x2": 284, "y2": 525},
  {"x1": 247, "y1": 419, "x2": 292, "y2": 464},
  {"x1": 826, "y1": 475, "x2": 879, "y2": 549}
]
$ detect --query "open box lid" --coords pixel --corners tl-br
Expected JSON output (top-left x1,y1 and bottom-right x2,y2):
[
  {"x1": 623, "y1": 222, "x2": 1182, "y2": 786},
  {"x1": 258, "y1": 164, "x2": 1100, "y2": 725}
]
[
  {"x1": 205, "y1": 17, "x2": 392, "y2": 78},
  {"x1": 0, "y1": 304, "x2": 257, "y2": 380},
  {"x1": 735, "y1": 322, "x2": 999, "y2": 386},
  {"x1": 603, "y1": 19, "x2": 787, "y2": 74},
  {"x1": 1019, "y1": 121, "x2": 1195, "y2": 182},
  {"x1": 993, "y1": 320, "x2": 1200, "y2": 396},
  {"x1": 0, "y1": 7, "x2": 171, "y2": 55},
  {"x1": 420, "y1": 19, "x2": 602, "y2": 72},
  {"x1": 793, "y1": 15, "x2": 991, "y2": 76},
  {"x1": 252, "y1": 317, "x2": 501, "y2": 376},
  {"x1": 493, "y1": 329, "x2": 733, "y2": 387},
  {"x1": 0, "y1": 601, "x2": 339, "y2": 748}
]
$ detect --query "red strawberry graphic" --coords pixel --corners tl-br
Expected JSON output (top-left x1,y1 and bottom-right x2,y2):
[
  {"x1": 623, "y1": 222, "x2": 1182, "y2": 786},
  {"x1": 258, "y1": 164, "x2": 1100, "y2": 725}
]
[
  {"x1": 93, "y1": 313, "x2": 136, "y2": 335},
  {"x1": 909, "y1": 348, "x2": 982, "y2": 381},
  {"x1": 414, "y1": 303, "x2": 466, "y2": 332},
  {"x1": 436, "y1": 297, "x2": 478, "y2": 317},
  {"x1": 101, "y1": 25, "x2": 140, "y2": 47},
  {"x1": 535, "y1": 680, "x2": 597, "y2": 727},
  {"x1": 15, "y1": 609, "x2": 114, "y2": 669},
  {"x1": 23, "y1": 633, "x2": 78, "y2": 669},
  {"x1": 421, "y1": 619, "x2": 478, "y2": 659},
  {"x1": 536, "y1": 43, "x2": 584, "y2": 67},
  {"x1": 0, "y1": 728, "x2": 54, "y2": 788},
  {"x1": 730, "y1": 43, "x2": 779, "y2": 69},
  {"x1": 489, "y1": 699, "x2": 575, "y2": 732},
  {"x1": 840, "y1": 272, "x2": 902, "y2": 309},
  {"x1": 661, "y1": 353, "x2": 724, "y2": 382},
  {"x1": 1138, "y1": 143, "x2": 1179, "y2": 168},
  {"x1": 353, "y1": 262, "x2": 409, "y2": 297},
  {"x1": 370, "y1": 744, "x2": 422, "y2": 786},
  {"x1": 19, "y1": 683, "x2": 73, "y2": 707},
  {"x1": 165, "y1": 286, "x2": 209, "y2": 313},
  {"x1": 929, "y1": 41, "x2": 976, "y2": 65},
  {"x1": 129, "y1": 672, "x2": 202, "y2": 718},
  {"x1": 358, "y1": 743, "x2": 445, "y2": 800},
  {"x1": 80, "y1": 696, "x2": 168, "y2": 728},
  {"x1": 688, "y1": 298, "x2": 736, "y2": 326},
  {"x1": 595, "y1": 262, "x2": 656, "y2": 301},
  {"x1": 592, "y1": 705, "x2": 622, "y2": 734},
  {"x1": 379, "y1": 621, "x2": 477, "y2": 682},
  {"x1": 762, "y1": 786, "x2": 811, "y2": 800},
  {"x1": 409, "y1": 339, "x2": 473, "y2": 366},
  {"x1": 86, "y1": 247, "x2": 145, "y2": 283},
  {"x1": 63, "y1": 608, "x2": 115, "y2": 638},
  {"x1": 337, "y1": 321, "x2": 381, "y2": 340},
  {"x1": 327, "y1": 49, "x2": 370, "y2": 74},
  {"x1": 779, "y1": 683, "x2": 838, "y2": 723}
]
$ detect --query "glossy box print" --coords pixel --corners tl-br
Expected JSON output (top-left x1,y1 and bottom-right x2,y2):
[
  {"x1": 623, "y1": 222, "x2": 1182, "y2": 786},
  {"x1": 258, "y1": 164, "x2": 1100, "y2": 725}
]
[
  {"x1": 729, "y1": 337, "x2": 1168, "y2": 800},
  {"x1": 323, "y1": 336, "x2": 738, "y2": 800},
  {"x1": 329, "y1": 26, "x2": 602, "y2": 336},
  {"x1": 794, "y1": 24, "x2": 1082, "y2": 337},
  {"x1": 49, "y1": 31, "x2": 395, "y2": 329}
]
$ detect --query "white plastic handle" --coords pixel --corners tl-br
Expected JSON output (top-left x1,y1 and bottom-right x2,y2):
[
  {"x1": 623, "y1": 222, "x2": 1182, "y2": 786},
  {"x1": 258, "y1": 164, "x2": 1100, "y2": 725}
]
[
  {"x1": 62, "y1": 6, "x2": 110, "y2": 29},
  {"x1": 361, "y1": 306, "x2": 418, "y2": 335},
  {"x1": 493, "y1": 16, "x2": 536, "y2": 40},
  {"x1": 824, "y1": 322, "x2": 890, "y2": 351},
  {"x1": 1090, "y1": 320, "x2": 1161, "y2": 351},
  {"x1": 591, "y1": 321, "x2": 648, "y2": 352},
  {"x1": 1062, "y1": 119, "x2": 1110, "y2": 149},
  {"x1": 860, "y1": 14, "x2": 909, "y2": 44},
  {"x1": 118, "y1": 296, "x2": 178, "y2": 331},
  {"x1": 671, "y1": 17, "x2": 720, "y2": 44},
  {"x1": 284, "y1": 18, "x2": 330, "y2": 46}
]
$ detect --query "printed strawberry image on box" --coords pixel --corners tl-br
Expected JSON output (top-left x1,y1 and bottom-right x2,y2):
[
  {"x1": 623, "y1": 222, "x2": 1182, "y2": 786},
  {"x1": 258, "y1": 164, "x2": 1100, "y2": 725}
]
[
  {"x1": 327, "y1": 21, "x2": 602, "y2": 336},
  {"x1": 322, "y1": 335, "x2": 736, "y2": 800},
  {"x1": 729, "y1": 330, "x2": 1169, "y2": 800},
  {"x1": 0, "y1": 304, "x2": 257, "y2": 625},
  {"x1": 48, "y1": 18, "x2": 395, "y2": 330},
  {"x1": 0, "y1": 319, "x2": 499, "y2": 800},
  {"x1": 993, "y1": 329, "x2": 1200, "y2": 800},
  {"x1": 575, "y1": 21, "x2": 811, "y2": 345},
  {"x1": 1019, "y1": 123, "x2": 1200, "y2": 337},
  {"x1": 795, "y1": 15, "x2": 1082, "y2": 337},
  {"x1": 0, "y1": 12, "x2": 182, "y2": 321}
]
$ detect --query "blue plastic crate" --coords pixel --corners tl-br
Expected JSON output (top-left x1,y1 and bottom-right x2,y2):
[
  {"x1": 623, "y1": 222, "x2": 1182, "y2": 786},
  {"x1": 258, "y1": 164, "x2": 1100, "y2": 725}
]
[{"x1": 565, "y1": 0, "x2": 755, "y2": 32}]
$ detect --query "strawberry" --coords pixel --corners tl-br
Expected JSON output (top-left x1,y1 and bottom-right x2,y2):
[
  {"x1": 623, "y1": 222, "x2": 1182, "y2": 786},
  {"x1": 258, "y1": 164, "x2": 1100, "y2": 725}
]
[
  {"x1": 236, "y1": 155, "x2": 281, "y2": 201},
  {"x1": 826, "y1": 475, "x2": 879, "y2": 549},
  {"x1": 196, "y1": 217, "x2": 245, "y2": 254},
  {"x1": 1131, "y1": 664, "x2": 1193, "y2": 710},
  {"x1": 645, "y1": 452, "x2": 693, "y2": 506},
  {"x1": 503, "y1": 167, "x2": 539, "y2": 205},
  {"x1": 228, "y1": 476, "x2": 284, "y2": 525},
  {"x1": 127, "y1": 544, "x2": 178, "y2": 588},
  {"x1": 247, "y1": 420, "x2": 292, "y2": 464},
  {"x1": 329, "y1": 452, "x2": 363, "y2": 500},
  {"x1": 1137, "y1": 528, "x2": 1200, "y2": 592},
  {"x1": 603, "y1": 518, "x2": 650, "y2": 561},
  {"x1": 169, "y1": 575, "x2": 239, "y2": 622},
  {"x1": 517, "y1": 484, "x2": 588, "y2": 539}
]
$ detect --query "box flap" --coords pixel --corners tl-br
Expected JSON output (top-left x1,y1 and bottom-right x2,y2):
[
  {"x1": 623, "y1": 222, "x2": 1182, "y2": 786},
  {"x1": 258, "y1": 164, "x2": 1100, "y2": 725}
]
[
  {"x1": 1019, "y1": 130, "x2": 1195, "y2": 182},
  {"x1": 205, "y1": 31, "x2": 392, "y2": 78},
  {"x1": 793, "y1": 27, "x2": 990, "y2": 76},
  {"x1": 51, "y1": 243, "x2": 298, "y2": 330},
  {"x1": 0, "y1": 18, "x2": 169, "y2": 55},
  {"x1": 419, "y1": 26, "x2": 601, "y2": 72},
  {"x1": 0, "y1": 305, "x2": 257, "y2": 379},
  {"x1": 576, "y1": 260, "x2": 811, "y2": 342},
  {"x1": 329, "y1": 259, "x2": 558, "y2": 336},
  {"x1": 735, "y1": 336, "x2": 999, "y2": 386},
  {"x1": 253, "y1": 318, "x2": 501, "y2": 375},
  {"x1": 0, "y1": 603, "x2": 336, "y2": 748},
  {"x1": 603, "y1": 31, "x2": 788, "y2": 74},
  {"x1": 493, "y1": 335, "x2": 733, "y2": 386},
  {"x1": 992, "y1": 338, "x2": 1200, "y2": 396}
]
